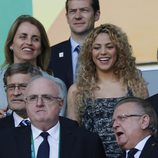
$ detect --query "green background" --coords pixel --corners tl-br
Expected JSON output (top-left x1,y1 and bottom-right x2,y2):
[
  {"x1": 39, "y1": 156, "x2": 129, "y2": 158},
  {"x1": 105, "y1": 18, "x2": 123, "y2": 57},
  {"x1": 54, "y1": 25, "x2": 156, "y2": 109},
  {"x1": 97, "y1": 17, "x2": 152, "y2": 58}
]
[{"x1": 0, "y1": 0, "x2": 32, "y2": 65}]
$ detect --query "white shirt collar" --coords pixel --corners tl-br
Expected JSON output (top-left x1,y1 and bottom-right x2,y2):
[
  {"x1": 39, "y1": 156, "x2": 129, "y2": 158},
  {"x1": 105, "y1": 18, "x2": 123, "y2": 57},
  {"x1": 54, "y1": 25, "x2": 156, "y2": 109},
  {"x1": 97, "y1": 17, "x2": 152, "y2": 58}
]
[
  {"x1": 126, "y1": 135, "x2": 151, "y2": 157},
  {"x1": 31, "y1": 121, "x2": 60, "y2": 141},
  {"x1": 135, "y1": 135, "x2": 151, "y2": 151},
  {"x1": 13, "y1": 112, "x2": 29, "y2": 127},
  {"x1": 70, "y1": 37, "x2": 80, "y2": 52}
]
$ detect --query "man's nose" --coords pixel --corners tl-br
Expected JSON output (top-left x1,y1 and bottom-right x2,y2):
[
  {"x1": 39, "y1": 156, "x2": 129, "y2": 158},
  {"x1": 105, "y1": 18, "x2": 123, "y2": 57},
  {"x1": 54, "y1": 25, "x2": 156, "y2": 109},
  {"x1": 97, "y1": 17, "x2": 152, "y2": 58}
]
[
  {"x1": 75, "y1": 10, "x2": 82, "y2": 18},
  {"x1": 112, "y1": 119, "x2": 120, "y2": 129},
  {"x1": 13, "y1": 86, "x2": 22, "y2": 95},
  {"x1": 36, "y1": 96, "x2": 44, "y2": 106}
]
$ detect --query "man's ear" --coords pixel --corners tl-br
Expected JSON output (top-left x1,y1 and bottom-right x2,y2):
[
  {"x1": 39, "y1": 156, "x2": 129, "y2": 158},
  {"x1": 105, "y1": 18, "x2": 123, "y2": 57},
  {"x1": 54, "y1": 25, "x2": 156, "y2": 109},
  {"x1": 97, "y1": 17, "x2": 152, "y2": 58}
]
[
  {"x1": 65, "y1": 12, "x2": 69, "y2": 25},
  {"x1": 140, "y1": 114, "x2": 150, "y2": 130},
  {"x1": 94, "y1": 10, "x2": 100, "y2": 22},
  {"x1": 59, "y1": 99, "x2": 64, "y2": 109}
]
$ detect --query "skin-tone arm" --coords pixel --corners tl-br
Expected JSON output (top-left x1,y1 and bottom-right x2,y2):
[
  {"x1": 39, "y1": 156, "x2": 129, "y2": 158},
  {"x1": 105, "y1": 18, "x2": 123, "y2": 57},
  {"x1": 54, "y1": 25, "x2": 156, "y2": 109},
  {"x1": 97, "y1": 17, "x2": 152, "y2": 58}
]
[{"x1": 66, "y1": 84, "x2": 78, "y2": 121}]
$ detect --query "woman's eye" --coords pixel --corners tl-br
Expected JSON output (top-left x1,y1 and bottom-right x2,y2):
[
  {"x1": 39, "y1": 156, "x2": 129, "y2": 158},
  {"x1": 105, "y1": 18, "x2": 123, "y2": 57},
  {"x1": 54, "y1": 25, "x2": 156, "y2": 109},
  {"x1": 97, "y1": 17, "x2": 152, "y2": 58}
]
[
  {"x1": 32, "y1": 37, "x2": 40, "y2": 42},
  {"x1": 93, "y1": 47, "x2": 100, "y2": 50},
  {"x1": 19, "y1": 35, "x2": 26, "y2": 39}
]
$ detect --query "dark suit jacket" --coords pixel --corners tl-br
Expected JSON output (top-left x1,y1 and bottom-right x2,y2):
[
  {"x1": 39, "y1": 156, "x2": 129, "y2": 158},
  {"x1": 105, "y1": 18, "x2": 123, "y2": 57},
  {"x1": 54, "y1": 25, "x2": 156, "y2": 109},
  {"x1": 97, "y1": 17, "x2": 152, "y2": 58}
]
[
  {"x1": 0, "y1": 117, "x2": 106, "y2": 158},
  {"x1": 146, "y1": 94, "x2": 158, "y2": 139},
  {"x1": 146, "y1": 93, "x2": 158, "y2": 115},
  {"x1": 0, "y1": 114, "x2": 15, "y2": 128},
  {"x1": 118, "y1": 136, "x2": 158, "y2": 158},
  {"x1": 139, "y1": 136, "x2": 158, "y2": 158},
  {"x1": 49, "y1": 40, "x2": 73, "y2": 90}
]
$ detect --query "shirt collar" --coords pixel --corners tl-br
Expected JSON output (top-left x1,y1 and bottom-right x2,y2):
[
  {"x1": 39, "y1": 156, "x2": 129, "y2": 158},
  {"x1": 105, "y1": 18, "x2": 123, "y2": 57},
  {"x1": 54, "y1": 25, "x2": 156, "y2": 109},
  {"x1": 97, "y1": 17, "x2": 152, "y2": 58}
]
[
  {"x1": 135, "y1": 135, "x2": 151, "y2": 151},
  {"x1": 70, "y1": 37, "x2": 80, "y2": 52},
  {"x1": 13, "y1": 112, "x2": 29, "y2": 127},
  {"x1": 126, "y1": 135, "x2": 151, "y2": 154},
  {"x1": 31, "y1": 121, "x2": 60, "y2": 141}
]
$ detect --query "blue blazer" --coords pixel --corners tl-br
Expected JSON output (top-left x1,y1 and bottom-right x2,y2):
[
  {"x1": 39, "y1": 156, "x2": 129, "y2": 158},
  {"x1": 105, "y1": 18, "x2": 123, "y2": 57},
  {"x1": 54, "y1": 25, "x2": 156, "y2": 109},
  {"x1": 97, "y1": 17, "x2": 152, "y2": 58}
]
[
  {"x1": 0, "y1": 117, "x2": 106, "y2": 158},
  {"x1": 49, "y1": 40, "x2": 73, "y2": 90}
]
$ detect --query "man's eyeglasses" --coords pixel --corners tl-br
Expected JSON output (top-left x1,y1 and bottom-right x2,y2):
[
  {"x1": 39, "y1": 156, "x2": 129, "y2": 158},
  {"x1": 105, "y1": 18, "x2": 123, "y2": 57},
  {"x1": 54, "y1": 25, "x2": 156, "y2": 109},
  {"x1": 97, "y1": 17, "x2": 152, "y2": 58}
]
[
  {"x1": 112, "y1": 114, "x2": 144, "y2": 126},
  {"x1": 25, "y1": 94, "x2": 61, "y2": 105},
  {"x1": 5, "y1": 83, "x2": 27, "y2": 92}
]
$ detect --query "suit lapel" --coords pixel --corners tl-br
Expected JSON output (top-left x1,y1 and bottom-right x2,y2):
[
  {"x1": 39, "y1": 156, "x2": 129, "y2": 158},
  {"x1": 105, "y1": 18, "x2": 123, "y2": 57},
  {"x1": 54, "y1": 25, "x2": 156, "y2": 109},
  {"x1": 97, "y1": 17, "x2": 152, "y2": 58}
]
[
  {"x1": 5, "y1": 114, "x2": 15, "y2": 127},
  {"x1": 14, "y1": 127, "x2": 32, "y2": 158},
  {"x1": 118, "y1": 150, "x2": 126, "y2": 158},
  {"x1": 0, "y1": 113, "x2": 15, "y2": 128},
  {"x1": 140, "y1": 136, "x2": 158, "y2": 158},
  {"x1": 59, "y1": 118, "x2": 76, "y2": 158},
  {"x1": 65, "y1": 39, "x2": 73, "y2": 86},
  {"x1": 50, "y1": 39, "x2": 73, "y2": 89}
]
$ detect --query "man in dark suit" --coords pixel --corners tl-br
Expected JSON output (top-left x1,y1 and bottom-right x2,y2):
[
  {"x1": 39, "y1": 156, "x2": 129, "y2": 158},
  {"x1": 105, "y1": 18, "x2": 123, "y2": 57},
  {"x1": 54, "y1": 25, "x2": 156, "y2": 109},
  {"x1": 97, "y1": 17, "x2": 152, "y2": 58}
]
[
  {"x1": 112, "y1": 97, "x2": 158, "y2": 158},
  {"x1": 49, "y1": 0, "x2": 100, "y2": 89},
  {"x1": 0, "y1": 63, "x2": 42, "y2": 128},
  {"x1": 146, "y1": 94, "x2": 158, "y2": 140},
  {"x1": 0, "y1": 76, "x2": 106, "y2": 158},
  {"x1": 146, "y1": 93, "x2": 158, "y2": 116},
  {"x1": 0, "y1": 117, "x2": 105, "y2": 158}
]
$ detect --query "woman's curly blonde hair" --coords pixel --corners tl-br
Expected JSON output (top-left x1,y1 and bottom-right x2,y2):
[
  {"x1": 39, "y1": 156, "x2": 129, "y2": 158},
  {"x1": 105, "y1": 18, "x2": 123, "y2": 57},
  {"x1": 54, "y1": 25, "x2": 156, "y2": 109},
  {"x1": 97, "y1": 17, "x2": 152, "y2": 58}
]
[{"x1": 75, "y1": 23, "x2": 148, "y2": 122}]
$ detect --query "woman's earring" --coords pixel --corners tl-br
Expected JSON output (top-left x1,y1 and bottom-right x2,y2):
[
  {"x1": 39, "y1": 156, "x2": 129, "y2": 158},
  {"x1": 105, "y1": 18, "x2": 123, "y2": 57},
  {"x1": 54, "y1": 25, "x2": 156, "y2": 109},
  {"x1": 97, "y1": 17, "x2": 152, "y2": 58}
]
[{"x1": 10, "y1": 47, "x2": 13, "y2": 52}]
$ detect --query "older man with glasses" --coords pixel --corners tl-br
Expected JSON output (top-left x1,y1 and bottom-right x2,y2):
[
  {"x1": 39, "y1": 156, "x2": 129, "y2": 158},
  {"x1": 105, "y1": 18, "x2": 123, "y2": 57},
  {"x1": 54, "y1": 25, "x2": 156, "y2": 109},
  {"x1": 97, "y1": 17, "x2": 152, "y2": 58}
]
[
  {"x1": 0, "y1": 76, "x2": 106, "y2": 158},
  {"x1": 0, "y1": 62, "x2": 42, "y2": 128},
  {"x1": 112, "y1": 97, "x2": 158, "y2": 158}
]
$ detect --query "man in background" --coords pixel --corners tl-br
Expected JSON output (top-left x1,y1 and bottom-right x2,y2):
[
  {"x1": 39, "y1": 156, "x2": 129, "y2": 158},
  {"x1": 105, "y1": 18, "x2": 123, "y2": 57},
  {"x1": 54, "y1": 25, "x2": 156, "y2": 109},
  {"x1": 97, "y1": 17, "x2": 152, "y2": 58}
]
[
  {"x1": 0, "y1": 63, "x2": 42, "y2": 128},
  {"x1": 112, "y1": 97, "x2": 158, "y2": 158},
  {"x1": 146, "y1": 94, "x2": 158, "y2": 117},
  {"x1": 49, "y1": 0, "x2": 100, "y2": 89}
]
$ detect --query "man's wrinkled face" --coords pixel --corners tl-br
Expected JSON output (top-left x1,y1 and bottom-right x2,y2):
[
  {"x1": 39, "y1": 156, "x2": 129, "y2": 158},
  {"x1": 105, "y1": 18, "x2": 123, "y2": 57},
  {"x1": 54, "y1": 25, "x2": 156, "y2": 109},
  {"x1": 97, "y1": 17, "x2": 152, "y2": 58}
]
[{"x1": 6, "y1": 73, "x2": 31, "y2": 112}]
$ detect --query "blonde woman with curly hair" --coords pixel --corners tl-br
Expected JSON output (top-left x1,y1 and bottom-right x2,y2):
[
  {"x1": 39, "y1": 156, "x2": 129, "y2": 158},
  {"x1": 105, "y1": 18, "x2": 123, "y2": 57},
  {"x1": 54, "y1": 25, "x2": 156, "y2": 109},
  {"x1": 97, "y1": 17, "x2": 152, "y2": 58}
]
[{"x1": 67, "y1": 23, "x2": 149, "y2": 158}]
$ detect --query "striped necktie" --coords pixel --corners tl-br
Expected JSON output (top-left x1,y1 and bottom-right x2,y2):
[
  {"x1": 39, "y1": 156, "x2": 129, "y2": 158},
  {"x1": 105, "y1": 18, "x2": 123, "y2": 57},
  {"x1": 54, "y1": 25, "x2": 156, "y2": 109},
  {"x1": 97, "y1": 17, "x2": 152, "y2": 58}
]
[{"x1": 19, "y1": 120, "x2": 30, "y2": 127}]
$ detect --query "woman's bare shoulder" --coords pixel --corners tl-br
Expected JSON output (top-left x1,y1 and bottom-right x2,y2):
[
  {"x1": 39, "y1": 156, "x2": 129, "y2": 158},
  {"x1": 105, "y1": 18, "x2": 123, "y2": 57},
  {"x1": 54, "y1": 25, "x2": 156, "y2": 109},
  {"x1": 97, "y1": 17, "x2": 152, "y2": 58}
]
[{"x1": 68, "y1": 83, "x2": 78, "y2": 93}]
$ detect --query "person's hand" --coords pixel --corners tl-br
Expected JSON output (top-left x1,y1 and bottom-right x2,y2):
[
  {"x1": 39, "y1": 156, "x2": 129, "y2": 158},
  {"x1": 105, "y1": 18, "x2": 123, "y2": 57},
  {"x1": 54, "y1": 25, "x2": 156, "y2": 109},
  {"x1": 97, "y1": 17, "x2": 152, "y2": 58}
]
[{"x1": 0, "y1": 108, "x2": 8, "y2": 119}]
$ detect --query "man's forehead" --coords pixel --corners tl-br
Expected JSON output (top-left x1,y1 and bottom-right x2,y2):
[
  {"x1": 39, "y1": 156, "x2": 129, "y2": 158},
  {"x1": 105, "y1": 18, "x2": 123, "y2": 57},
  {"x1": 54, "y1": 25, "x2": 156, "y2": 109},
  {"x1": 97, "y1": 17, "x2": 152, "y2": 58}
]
[
  {"x1": 26, "y1": 78, "x2": 58, "y2": 92},
  {"x1": 7, "y1": 73, "x2": 31, "y2": 78},
  {"x1": 68, "y1": 0, "x2": 92, "y2": 7},
  {"x1": 7, "y1": 73, "x2": 31, "y2": 82},
  {"x1": 115, "y1": 102, "x2": 139, "y2": 113}
]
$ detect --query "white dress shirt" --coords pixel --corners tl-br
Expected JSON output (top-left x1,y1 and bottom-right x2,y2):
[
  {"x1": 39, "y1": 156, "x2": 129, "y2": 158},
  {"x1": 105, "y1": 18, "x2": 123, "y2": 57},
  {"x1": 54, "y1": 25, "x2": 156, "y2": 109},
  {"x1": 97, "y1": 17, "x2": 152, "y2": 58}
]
[
  {"x1": 31, "y1": 122, "x2": 60, "y2": 158},
  {"x1": 126, "y1": 135, "x2": 151, "y2": 158}
]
